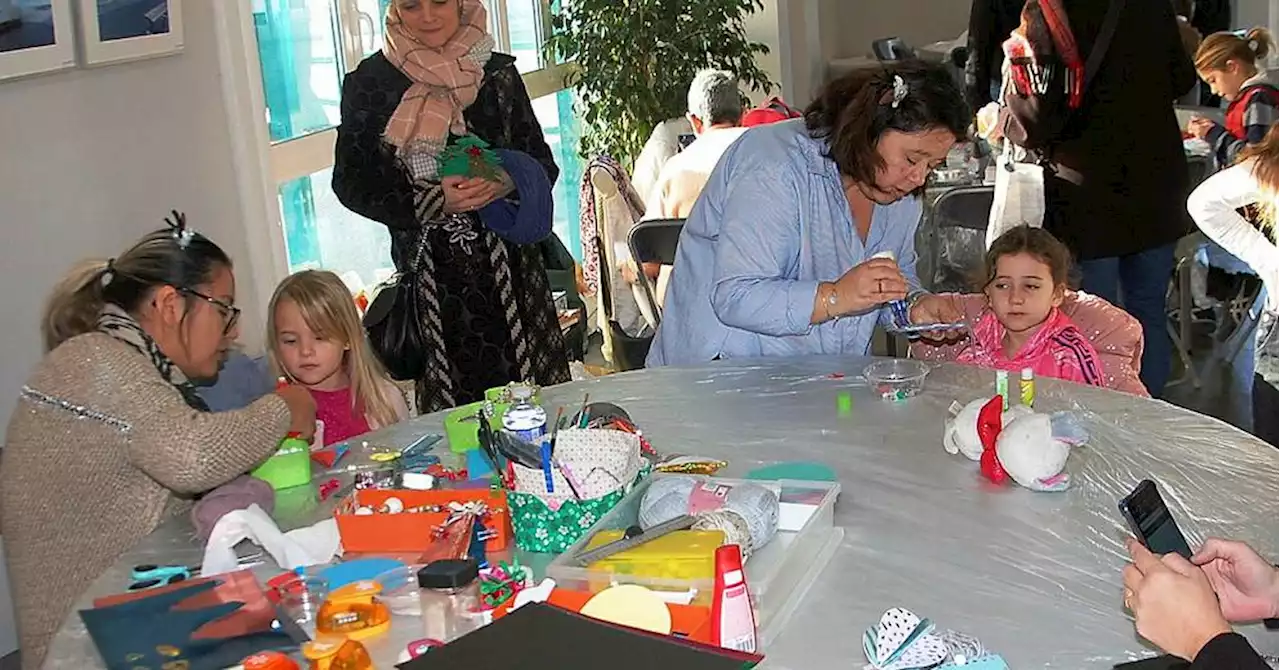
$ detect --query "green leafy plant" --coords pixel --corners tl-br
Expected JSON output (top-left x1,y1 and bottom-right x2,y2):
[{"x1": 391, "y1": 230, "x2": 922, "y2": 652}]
[{"x1": 545, "y1": 0, "x2": 774, "y2": 169}]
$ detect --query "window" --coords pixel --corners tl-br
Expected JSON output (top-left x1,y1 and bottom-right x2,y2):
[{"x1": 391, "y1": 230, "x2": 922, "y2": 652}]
[{"x1": 248, "y1": 0, "x2": 583, "y2": 294}]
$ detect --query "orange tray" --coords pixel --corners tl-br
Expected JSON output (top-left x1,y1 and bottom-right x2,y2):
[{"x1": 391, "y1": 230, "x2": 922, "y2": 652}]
[{"x1": 334, "y1": 488, "x2": 510, "y2": 554}]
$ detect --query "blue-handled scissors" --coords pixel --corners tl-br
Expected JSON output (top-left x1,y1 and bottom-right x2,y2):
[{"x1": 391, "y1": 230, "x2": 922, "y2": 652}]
[{"x1": 128, "y1": 564, "x2": 197, "y2": 591}]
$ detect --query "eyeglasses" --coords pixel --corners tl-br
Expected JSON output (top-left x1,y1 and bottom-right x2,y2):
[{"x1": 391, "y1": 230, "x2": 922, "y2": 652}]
[{"x1": 179, "y1": 288, "x2": 241, "y2": 335}]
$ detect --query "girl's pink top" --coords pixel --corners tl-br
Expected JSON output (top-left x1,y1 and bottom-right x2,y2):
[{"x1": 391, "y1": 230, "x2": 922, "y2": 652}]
[
  {"x1": 309, "y1": 387, "x2": 371, "y2": 446},
  {"x1": 912, "y1": 291, "x2": 1149, "y2": 396},
  {"x1": 955, "y1": 307, "x2": 1106, "y2": 387}
]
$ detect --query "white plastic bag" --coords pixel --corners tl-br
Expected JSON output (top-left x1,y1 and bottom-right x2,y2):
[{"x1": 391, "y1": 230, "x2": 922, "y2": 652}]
[{"x1": 986, "y1": 140, "x2": 1045, "y2": 248}]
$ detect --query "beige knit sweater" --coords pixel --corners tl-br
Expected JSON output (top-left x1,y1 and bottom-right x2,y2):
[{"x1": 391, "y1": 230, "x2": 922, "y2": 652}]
[{"x1": 1, "y1": 333, "x2": 291, "y2": 669}]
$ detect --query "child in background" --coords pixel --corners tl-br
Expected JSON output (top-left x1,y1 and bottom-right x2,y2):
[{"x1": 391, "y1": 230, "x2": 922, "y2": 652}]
[
  {"x1": 955, "y1": 227, "x2": 1106, "y2": 388},
  {"x1": 268, "y1": 270, "x2": 408, "y2": 446},
  {"x1": 1187, "y1": 27, "x2": 1277, "y2": 166}
]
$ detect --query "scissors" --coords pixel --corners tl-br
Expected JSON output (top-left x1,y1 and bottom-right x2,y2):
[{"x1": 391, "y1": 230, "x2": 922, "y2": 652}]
[{"x1": 129, "y1": 564, "x2": 197, "y2": 591}]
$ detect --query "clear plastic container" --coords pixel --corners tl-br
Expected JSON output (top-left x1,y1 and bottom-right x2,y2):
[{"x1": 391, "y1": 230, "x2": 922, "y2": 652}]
[
  {"x1": 547, "y1": 475, "x2": 843, "y2": 649},
  {"x1": 416, "y1": 559, "x2": 483, "y2": 643},
  {"x1": 501, "y1": 386, "x2": 546, "y2": 444},
  {"x1": 864, "y1": 359, "x2": 930, "y2": 400}
]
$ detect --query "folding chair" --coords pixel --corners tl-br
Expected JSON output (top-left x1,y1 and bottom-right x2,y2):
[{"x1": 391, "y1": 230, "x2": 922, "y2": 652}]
[
  {"x1": 923, "y1": 185, "x2": 994, "y2": 293},
  {"x1": 595, "y1": 237, "x2": 652, "y2": 371},
  {"x1": 628, "y1": 218, "x2": 685, "y2": 328}
]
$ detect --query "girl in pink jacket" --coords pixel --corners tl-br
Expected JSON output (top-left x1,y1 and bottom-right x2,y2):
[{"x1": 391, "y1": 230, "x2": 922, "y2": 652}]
[{"x1": 947, "y1": 227, "x2": 1125, "y2": 391}]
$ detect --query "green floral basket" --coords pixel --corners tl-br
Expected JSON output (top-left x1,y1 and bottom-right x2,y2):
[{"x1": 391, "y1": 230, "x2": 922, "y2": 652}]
[{"x1": 508, "y1": 467, "x2": 650, "y2": 554}]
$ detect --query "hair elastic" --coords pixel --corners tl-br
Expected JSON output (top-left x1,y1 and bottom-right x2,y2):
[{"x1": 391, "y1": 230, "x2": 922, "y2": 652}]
[
  {"x1": 164, "y1": 210, "x2": 195, "y2": 249},
  {"x1": 100, "y1": 258, "x2": 116, "y2": 287}
]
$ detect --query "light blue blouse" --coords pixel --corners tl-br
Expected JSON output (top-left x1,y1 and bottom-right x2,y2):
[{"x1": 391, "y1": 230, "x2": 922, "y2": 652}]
[{"x1": 647, "y1": 119, "x2": 924, "y2": 367}]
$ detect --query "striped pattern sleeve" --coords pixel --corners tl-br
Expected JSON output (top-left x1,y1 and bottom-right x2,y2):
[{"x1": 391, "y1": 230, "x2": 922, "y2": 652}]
[
  {"x1": 1051, "y1": 327, "x2": 1105, "y2": 387},
  {"x1": 1207, "y1": 90, "x2": 1279, "y2": 165}
]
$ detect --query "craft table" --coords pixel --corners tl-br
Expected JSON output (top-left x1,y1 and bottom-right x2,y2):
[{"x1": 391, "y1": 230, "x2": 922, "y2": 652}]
[{"x1": 43, "y1": 357, "x2": 1279, "y2": 669}]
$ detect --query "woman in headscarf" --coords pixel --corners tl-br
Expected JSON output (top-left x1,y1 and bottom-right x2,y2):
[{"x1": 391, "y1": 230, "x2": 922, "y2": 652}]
[{"x1": 334, "y1": 0, "x2": 569, "y2": 413}]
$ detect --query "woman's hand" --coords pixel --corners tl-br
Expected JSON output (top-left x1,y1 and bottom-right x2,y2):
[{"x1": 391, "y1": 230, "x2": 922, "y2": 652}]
[
  {"x1": 909, "y1": 293, "x2": 966, "y2": 342},
  {"x1": 1192, "y1": 538, "x2": 1280, "y2": 622},
  {"x1": 1123, "y1": 538, "x2": 1232, "y2": 660},
  {"x1": 275, "y1": 385, "x2": 317, "y2": 442},
  {"x1": 827, "y1": 258, "x2": 908, "y2": 317},
  {"x1": 442, "y1": 175, "x2": 509, "y2": 213},
  {"x1": 1187, "y1": 117, "x2": 1216, "y2": 140}
]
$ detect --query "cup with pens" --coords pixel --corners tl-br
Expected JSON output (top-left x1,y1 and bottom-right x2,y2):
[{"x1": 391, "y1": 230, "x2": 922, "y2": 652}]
[{"x1": 483, "y1": 394, "x2": 651, "y2": 554}]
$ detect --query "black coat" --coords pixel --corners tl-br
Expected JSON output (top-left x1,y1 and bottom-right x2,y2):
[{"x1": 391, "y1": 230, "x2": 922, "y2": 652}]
[
  {"x1": 1191, "y1": 633, "x2": 1271, "y2": 670},
  {"x1": 965, "y1": 0, "x2": 1027, "y2": 113},
  {"x1": 332, "y1": 51, "x2": 570, "y2": 412},
  {"x1": 1041, "y1": 0, "x2": 1198, "y2": 260}
]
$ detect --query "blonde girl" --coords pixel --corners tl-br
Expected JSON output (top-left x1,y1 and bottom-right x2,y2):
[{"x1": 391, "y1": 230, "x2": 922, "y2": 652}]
[
  {"x1": 1187, "y1": 123, "x2": 1279, "y2": 445},
  {"x1": 1187, "y1": 27, "x2": 1277, "y2": 166},
  {"x1": 268, "y1": 270, "x2": 408, "y2": 445}
]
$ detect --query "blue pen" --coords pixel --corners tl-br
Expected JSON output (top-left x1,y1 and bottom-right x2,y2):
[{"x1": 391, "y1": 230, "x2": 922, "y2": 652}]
[{"x1": 540, "y1": 438, "x2": 555, "y2": 493}]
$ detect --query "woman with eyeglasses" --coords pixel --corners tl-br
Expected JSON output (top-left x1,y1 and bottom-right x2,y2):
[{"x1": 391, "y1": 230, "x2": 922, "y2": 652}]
[{"x1": 0, "y1": 214, "x2": 316, "y2": 670}]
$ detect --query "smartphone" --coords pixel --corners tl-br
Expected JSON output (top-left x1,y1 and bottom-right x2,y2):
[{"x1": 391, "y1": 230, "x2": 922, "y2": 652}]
[{"x1": 1119, "y1": 479, "x2": 1193, "y2": 559}]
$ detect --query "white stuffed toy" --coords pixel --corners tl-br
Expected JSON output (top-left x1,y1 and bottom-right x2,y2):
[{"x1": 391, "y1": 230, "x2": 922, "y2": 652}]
[
  {"x1": 943, "y1": 398, "x2": 1034, "y2": 461},
  {"x1": 944, "y1": 397, "x2": 1089, "y2": 492}
]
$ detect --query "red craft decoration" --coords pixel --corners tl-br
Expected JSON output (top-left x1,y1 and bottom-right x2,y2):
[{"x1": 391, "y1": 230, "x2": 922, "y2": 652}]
[{"x1": 977, "y1": 395, "x2": 1009, "y2": 485}]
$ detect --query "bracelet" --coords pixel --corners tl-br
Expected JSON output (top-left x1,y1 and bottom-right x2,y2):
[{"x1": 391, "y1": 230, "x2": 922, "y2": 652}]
[{"x1": 822, "y1": 283, "x2": 840, "y2": 321}]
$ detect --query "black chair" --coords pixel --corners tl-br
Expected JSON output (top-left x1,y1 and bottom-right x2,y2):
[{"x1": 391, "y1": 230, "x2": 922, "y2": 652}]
[
  {"x1": 628, "y1": 218, "x2": 685, "y2": 328},
  {"x1": 924, "y1": 185, "x2": 995, "y2": 293},
  {"x1": 871, "y1": 37, "x2": 916, "y2": 61},
  {"x1": 594, "y1": 237, "x2": 652, "y2": 371}
]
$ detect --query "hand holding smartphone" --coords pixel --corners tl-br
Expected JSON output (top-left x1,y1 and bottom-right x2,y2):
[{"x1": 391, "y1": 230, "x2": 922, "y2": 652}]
[{"x1": 1119, "y1": 479, "x2": 1193, "y2": 559}]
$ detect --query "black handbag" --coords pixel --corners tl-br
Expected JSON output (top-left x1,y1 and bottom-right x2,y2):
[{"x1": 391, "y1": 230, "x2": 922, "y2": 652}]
[{"x1": 363, "y1": 235, "x2": 429, "y2": 381}]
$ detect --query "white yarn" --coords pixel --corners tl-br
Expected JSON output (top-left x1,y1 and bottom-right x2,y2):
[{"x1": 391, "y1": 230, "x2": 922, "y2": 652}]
[
  {"x1": 638, "y1": 476, "x2": 779, "y2": 550},
  {"x1": 693, "y1": 509, "x2": 755, "y2": 558}
]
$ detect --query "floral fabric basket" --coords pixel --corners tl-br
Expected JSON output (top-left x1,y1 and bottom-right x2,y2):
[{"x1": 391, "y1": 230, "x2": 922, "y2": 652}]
[{"x1": 507, "y1": 428, "x2": 647, "y2": 553}]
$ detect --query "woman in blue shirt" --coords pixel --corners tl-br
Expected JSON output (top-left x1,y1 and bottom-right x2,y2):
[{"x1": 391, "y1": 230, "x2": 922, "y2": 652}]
[{"x1": 649, "y1": 61, "x2": 971, "y2": 366}]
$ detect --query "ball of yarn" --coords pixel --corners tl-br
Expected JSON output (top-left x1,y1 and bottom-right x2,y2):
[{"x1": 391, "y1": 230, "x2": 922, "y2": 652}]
[
  {"x1": 725, "y1": 483, "x2": 779, "y2": 550},
  {"x1": 693, "y1": 509, "x2": 755, "y2": 558},
  {"x1": 638, "y1": 476, "x2": 780, "y2": 551},
  {"x1": 638, "y1": 476, "x2": 699, "y2": 529}
]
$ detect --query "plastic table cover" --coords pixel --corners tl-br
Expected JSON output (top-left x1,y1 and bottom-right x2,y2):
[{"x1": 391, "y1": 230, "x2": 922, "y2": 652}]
[{"x1": 43, "y1": 357, "x2": 1279, "y2": 669}]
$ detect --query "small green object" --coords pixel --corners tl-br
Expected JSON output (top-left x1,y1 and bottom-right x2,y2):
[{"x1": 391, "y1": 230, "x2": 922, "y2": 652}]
[
  {"x1": 837, "y1": 391, "x2": 853, "y2": 416},
  {"x1": 438, "y1": 134, "x2": 503, "y2": 181}
]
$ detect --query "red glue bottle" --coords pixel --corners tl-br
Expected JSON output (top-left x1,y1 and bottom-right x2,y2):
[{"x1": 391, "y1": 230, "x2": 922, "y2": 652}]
[{"x1": 711, "y1": 544, "x2": 757, "y2": 653}]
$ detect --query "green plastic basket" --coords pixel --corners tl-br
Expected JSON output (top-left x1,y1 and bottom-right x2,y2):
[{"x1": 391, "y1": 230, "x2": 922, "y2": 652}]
[{"x1": 251, "y1": 438, "x2": 312, "y2": 490}]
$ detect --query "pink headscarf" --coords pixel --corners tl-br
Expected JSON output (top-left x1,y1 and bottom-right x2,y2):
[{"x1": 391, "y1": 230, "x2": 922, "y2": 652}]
[{"x1": 381, "y1": 0, "x2": 495, "y2": 166}]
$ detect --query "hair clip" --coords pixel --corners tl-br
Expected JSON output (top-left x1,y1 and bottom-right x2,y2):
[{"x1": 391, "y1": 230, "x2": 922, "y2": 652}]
[
  {"x1": 100, "y1": 258, "x2": 116, "y2": 287},
  {"x1": 164, "y1": 210, "x2": 194, "y2": 249},
  {"x1": 890, "y1": 74, "x2": 908, "y2": 109}
]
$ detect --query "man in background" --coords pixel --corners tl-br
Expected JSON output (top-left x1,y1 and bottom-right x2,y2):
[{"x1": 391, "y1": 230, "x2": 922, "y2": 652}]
[{"x1": 643, "y1": 69, "x2": 746, "y2": 220}]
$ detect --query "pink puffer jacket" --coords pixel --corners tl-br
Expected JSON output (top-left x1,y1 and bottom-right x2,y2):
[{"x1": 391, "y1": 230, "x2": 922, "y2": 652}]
[{"x1": 911, "y1": 291, "x2": 1149, "y2": 397}]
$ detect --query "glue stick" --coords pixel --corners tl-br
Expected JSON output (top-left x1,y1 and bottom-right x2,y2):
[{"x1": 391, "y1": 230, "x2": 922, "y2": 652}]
[
  {"x1": 1019, "y1": 368, "x2": 1035, "y2": 408},
  {"x1": 995, "y1": 370, "x2": 1009, "y2": 410},
  {"x1": 871, "y1": 250, "x2": 910, "y2": 327}
]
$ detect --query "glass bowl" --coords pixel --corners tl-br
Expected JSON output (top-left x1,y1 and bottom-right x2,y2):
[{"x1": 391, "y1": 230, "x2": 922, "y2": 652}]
[{"x1": 863, "y1": 359, "x2": 930, "y2": 401}]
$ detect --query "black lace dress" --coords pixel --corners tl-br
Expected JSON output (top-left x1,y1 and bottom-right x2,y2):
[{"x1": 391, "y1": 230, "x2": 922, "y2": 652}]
[{"x1": 333, "y1": 51, "x2": 570, "y2": 413}]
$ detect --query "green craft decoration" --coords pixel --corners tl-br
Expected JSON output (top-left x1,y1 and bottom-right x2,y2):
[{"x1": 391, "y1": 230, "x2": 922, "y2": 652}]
[{"x1": 438, "y1": 134, "x2": 503, "y2": 181}]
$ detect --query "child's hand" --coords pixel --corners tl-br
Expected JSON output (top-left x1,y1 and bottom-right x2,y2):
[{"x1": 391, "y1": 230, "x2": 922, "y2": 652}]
[
  {"x1": 1186, "y1": 117, "x2": 1215, "y2": 140},
  {"x1": 275, "y1": 385, "x2": 317, "y2": 441},
  {"x1": 909, "y1": 294, "x2": 966, "y2": 342}
]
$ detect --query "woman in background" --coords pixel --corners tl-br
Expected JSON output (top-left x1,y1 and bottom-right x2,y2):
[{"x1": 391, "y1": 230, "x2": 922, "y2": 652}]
[
  {"x1": 3, "y1": 217, "x2": 315, "y2": 669},
  {"x1": 1187, "y1": 123, "x2": 1278, "y2": 446},
  {"x1": 649, "y1": 61, "x2": 969, "y2": 366},
  {"x1": 334, "y1": 0, "x2": 568, "y2": 413}
]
